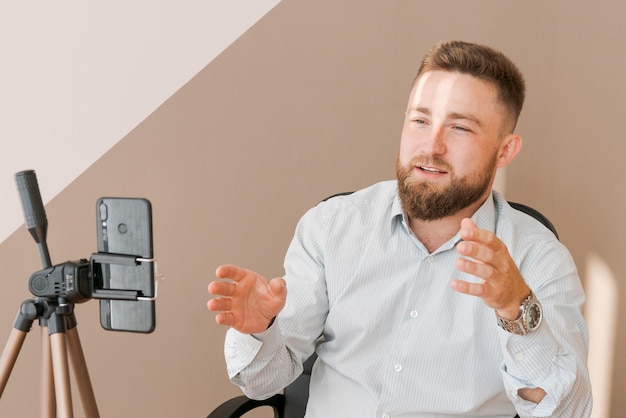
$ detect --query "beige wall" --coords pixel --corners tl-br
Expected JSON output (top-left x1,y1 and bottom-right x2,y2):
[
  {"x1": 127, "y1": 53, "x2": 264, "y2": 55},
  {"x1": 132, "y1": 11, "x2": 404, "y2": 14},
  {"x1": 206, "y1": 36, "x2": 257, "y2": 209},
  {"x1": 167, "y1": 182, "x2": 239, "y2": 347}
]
[
  {"x1": 0, "y1": 1, "x2": 281, "y2": 244},
  {"x1": 0, "y1": 1, "x2": 624, "y2": 416}
]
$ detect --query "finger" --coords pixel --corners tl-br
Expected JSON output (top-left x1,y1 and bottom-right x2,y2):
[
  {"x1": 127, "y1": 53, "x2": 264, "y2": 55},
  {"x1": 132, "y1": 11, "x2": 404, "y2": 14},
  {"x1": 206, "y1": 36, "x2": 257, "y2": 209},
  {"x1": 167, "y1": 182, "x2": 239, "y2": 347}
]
[
  {"x1": 450, "y1": 279, "x2": 486, "y2": 297},
  {"x1": 457, "y1": 240, "x2": 495, "y2": 266},
  {"x1": 456, "y1": 256, "x2": 495, "y2": 281},
  {"x1": 460, "y1": 218, "x2": 501, "y2": 248},
  {"x1": 215, "y1": 264, "x2": 252, "y2": 282},
  {"x1": 459, "y1": 218, "x2": 478, "y2": 240},
  {"x1": 215, "y1": 312, "x2": 234, "y2": 327},
  {"x1": 208, "y1": 280, "x2": 236, "y2": 296},
  {"x1": 207, "y1": 297, "x2": 233, "y2": 312}
]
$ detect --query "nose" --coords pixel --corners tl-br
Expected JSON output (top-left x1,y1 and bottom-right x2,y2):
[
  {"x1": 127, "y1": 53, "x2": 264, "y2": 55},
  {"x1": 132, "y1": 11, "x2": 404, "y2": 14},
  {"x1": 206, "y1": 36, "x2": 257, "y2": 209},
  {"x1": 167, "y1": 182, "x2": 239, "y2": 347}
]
[{"x1": 421, "y1": 126, "x2": 447, "y2": 156}]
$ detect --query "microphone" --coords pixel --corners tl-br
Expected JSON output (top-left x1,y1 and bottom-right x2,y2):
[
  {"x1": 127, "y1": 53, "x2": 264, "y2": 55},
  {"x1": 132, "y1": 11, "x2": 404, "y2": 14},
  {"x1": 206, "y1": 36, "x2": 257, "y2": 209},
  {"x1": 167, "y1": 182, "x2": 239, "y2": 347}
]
[{"x1": 15, "y1": 170, "x2": 52, "y2": 268}]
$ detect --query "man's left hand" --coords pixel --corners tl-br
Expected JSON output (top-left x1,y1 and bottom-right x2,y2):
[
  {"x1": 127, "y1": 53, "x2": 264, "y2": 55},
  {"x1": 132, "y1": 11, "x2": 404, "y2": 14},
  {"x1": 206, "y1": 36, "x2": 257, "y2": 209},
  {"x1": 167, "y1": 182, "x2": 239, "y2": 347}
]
[{"x1": 451, "y1": 218, "x2": 530, "y2": 320}]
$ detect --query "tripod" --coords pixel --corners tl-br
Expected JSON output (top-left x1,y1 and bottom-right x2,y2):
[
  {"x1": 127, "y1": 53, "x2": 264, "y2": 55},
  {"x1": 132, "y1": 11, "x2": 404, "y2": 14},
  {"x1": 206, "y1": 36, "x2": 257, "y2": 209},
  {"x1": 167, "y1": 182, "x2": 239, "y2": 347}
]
[
  {"x1": 0, "y1": 297, "x2": 99, "y2": 418},
  {"x1": 0, "y1": 170, "x2": 100, "y2": 417}
]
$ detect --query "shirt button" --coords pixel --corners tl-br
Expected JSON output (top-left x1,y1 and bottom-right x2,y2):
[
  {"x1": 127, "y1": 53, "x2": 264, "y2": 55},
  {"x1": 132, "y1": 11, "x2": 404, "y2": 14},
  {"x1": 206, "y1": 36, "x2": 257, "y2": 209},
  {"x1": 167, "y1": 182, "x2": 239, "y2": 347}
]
[
  {"x1": 410, "y1": 310, "x2": 419, "y2": 318},
  {"x1": 394, "y1": 364, "x2": 402, "y2": 372},
  {"x1": 515, "y1": 352, "x2": 525, "y2": 361},
  {"x1": 382, "y1": 414, "x2": 390, "y2": 418},
  {"x1": 427, "y1": 255, "x2": 434, "y2": 263}
]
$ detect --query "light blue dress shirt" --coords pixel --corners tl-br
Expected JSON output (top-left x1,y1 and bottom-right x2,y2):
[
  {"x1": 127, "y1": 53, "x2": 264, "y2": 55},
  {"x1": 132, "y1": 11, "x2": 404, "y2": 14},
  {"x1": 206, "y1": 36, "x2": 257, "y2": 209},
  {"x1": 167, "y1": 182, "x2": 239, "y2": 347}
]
[{"x1": 224, "y1": 180, "x2": 592, "y2": 417}]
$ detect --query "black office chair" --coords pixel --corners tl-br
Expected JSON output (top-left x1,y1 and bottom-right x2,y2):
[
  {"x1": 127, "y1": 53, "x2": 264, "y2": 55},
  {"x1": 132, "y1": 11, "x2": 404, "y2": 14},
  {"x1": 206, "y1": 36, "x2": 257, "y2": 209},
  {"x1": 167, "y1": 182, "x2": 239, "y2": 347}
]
[
  {"x1": 207, "y1": 195, "x2": 558, "y2": 418},
  {"x1": 207, "y1": 354, "x2": 315, "y2": 418}
]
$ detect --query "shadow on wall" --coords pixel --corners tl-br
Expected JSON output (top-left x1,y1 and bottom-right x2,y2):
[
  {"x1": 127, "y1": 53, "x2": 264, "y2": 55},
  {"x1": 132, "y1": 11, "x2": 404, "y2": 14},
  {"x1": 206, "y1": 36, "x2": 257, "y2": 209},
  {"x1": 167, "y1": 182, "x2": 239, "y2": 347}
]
[{"x1": 585, "y1": 254, "x2": 618, "y2": 418}]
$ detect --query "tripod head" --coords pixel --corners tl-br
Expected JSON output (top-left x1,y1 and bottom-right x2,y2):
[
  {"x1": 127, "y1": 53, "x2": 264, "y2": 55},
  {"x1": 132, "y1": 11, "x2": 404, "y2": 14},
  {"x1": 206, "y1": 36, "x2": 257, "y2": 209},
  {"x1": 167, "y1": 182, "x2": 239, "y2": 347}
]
[{"x1": 28, "y1": 260, "x2": 91, "y2": 304}]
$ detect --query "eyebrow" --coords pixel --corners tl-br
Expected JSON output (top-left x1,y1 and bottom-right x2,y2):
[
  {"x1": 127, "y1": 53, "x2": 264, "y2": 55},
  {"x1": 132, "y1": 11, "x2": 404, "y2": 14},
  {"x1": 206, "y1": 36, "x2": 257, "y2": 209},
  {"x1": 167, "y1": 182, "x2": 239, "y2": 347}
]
[{"x1": 408, "y1": 106, "x2": 483, "y2": 127}]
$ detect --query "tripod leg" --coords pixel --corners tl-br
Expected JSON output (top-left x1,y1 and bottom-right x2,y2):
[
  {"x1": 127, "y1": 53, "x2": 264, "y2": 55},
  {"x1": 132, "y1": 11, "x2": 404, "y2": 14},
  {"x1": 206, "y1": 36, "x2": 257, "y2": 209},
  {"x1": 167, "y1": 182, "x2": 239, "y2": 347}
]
[
  {"x1": 48, "y1": 306, "x2": 74, "y2": 418},
  {"x1": 1, "y1": 299, "x2": 40, "y2": 398},
  {"x1": 50, "y1": 332, "x2": 73, "y2": 418},
  {"x1": 0, "y1": 328, "x2": 27, "y2": 397},
  {"x1": 66, "y1": 327, "x2": 99, "y2": 417},
  {"x1": 41, "y1": 326, "x2": 56, "y2": 418}
]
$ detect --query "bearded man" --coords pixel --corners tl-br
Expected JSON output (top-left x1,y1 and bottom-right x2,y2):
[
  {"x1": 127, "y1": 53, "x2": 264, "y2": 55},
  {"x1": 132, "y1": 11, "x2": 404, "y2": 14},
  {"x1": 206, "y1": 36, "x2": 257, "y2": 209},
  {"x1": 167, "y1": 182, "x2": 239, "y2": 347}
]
[{"x1": 208, "y1": 41, "x2": 592, "y2": 418}]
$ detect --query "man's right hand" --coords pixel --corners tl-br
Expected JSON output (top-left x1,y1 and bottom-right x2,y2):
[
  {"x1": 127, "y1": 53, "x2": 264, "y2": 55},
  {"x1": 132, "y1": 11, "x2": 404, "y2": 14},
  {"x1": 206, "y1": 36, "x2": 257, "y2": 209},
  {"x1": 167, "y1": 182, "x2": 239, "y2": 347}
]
[{"x1": 207, "y1": 264, "x2": 287, "y2": 334}]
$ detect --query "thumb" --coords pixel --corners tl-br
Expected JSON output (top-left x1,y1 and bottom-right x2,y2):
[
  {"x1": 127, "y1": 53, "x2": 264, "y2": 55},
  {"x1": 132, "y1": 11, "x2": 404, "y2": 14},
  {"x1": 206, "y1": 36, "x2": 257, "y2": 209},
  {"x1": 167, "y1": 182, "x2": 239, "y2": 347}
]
[{"x1": 268, "y1": 277, "x2": 287, "y2": 296}]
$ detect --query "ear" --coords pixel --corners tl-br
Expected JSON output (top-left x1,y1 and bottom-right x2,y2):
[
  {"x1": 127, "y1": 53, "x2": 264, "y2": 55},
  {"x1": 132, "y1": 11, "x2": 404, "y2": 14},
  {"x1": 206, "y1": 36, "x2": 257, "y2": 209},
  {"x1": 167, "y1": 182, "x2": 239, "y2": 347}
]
[{"x1": 496, "y1": 133, "x2": 522, "y2": 168}]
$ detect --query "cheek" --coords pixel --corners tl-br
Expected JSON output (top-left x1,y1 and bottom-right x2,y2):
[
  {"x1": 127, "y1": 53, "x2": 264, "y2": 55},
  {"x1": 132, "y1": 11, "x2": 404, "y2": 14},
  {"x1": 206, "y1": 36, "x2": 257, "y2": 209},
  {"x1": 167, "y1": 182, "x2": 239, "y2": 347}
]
[
  {"x1": 461, "y1": 151, "x2": 497, "y2": 178},
  {"x1": 397, "y1": 146, "x2": 414, "y2": 168},
  {"x1": 398, "y1": 130, "x2": 417, "y2": 163}
]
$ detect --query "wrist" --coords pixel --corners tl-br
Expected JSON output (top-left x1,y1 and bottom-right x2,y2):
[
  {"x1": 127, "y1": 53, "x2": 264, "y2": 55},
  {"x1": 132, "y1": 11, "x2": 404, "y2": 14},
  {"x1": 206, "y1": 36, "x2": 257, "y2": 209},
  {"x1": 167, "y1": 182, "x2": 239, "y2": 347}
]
[
  {"x1": 496, "y1": 288, "x2": 532, "y2": 320},
  {"x1": 496, "y1": 306, "x2": 522, "y2": 321},
  {"x1": 496, "y1": 291, "x2": 543, "y2": 335}
]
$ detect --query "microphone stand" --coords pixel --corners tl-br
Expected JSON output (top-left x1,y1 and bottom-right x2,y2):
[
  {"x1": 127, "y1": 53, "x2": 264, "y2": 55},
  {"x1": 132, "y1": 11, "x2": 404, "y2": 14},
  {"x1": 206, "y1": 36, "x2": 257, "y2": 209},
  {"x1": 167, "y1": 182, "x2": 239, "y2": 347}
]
[{"x1": 0, "y1": 170, "x2": 99, "y2": 418}]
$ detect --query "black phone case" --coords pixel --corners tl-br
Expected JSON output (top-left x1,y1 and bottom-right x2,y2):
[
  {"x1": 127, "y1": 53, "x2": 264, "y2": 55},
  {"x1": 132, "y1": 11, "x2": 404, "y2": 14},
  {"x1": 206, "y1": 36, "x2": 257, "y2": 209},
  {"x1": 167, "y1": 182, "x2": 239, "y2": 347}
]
[{"x1": 96, "y1": 197, "x2": 155, "y2": 333}]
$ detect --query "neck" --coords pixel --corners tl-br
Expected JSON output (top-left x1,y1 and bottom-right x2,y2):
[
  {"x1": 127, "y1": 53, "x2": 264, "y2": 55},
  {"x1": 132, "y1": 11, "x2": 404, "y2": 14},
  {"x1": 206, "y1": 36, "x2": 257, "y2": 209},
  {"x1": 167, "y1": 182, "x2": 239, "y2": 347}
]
[{"x1": 408, "y1": 197, "x2": 487, "y2": 253}]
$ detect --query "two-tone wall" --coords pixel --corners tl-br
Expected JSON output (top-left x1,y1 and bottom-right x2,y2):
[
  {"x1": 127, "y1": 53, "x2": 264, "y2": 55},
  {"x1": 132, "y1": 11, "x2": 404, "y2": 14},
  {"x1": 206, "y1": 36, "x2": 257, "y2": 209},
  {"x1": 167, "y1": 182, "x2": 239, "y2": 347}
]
[{"x1": 1, "y1": 1, "x2": 624, "y2": 416}]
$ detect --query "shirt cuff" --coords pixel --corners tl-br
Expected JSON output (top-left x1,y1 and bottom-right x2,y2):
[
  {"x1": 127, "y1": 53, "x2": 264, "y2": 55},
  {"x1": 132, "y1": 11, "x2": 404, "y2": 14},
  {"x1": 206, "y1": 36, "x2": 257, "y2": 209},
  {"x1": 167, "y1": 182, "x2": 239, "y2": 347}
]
[
  {"x1": 500, "y1": 372, "x2": 557, "y2": 418},
  {"x1": 499, "y1": 324, "x2": 558, "y2": 380},
  {"x1": 224, "y1": 320, "x2": 282, "y2": 379},
  {"x1": 532, "y1": 394, "x2": 557, "y2": 417}
]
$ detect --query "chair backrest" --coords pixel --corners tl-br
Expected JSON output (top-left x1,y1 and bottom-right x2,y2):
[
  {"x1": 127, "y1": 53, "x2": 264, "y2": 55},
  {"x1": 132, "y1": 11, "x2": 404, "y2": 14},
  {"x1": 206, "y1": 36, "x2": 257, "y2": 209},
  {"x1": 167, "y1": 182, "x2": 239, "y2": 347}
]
[
  {"x1": 278, "y1": 195, "x2": 558, "y2": 418},
  {"x1": 508, "y1": 201, "x2": 558, "y2": 239}
]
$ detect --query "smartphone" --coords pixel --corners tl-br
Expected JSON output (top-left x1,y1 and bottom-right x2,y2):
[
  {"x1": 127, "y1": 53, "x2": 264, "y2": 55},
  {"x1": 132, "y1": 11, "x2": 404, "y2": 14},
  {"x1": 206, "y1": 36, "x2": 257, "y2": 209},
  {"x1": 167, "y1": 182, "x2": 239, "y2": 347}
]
[{"x1": 96, "y1": 197, "x2": 155, "y2": 333}]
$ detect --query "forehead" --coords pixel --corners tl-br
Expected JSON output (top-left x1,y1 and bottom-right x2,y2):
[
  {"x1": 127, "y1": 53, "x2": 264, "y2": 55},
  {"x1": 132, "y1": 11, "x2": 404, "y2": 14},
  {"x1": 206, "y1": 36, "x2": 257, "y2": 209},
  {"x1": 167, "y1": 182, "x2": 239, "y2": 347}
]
[{"x1": 408, "y1": 71, "x2": 503, "y2": 120}]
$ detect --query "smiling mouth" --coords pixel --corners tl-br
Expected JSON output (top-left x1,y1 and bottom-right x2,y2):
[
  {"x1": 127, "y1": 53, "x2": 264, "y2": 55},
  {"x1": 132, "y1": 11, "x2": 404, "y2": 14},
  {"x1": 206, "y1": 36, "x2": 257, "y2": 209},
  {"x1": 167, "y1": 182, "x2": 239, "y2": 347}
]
[{"x1": 418, "y1": 165, "x2": 447, "y2": 174}]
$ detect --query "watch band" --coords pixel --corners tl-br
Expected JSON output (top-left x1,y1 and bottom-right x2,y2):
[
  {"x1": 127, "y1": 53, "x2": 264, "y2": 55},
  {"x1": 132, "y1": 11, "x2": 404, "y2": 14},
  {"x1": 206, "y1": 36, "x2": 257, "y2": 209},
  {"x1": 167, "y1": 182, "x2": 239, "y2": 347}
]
[{"x1": 495, "y1": 291, "x2": 543, "y2": 335}]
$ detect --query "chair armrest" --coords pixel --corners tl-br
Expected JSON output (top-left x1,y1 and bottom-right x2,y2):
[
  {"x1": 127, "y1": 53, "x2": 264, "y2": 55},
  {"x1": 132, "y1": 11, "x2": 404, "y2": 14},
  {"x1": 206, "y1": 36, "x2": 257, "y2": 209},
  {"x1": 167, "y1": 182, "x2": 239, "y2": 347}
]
[{"x1": 207, "y1": 393, "x2": 285, "y2": 418}]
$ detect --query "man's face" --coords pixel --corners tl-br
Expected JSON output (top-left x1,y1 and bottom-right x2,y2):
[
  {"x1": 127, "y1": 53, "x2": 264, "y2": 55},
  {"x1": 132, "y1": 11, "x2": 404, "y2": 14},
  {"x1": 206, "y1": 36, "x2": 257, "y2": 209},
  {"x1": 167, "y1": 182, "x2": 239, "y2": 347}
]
[{"x1": 397, "y1": 70, "x2": 510, "y2": 221}]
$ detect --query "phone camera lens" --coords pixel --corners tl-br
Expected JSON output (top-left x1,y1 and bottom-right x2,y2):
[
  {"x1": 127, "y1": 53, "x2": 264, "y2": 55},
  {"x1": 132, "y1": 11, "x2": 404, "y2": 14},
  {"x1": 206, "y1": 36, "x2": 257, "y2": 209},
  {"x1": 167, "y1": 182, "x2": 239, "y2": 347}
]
[{"x1": 99, "y1": 203, "x2": 108, "y2": 221}]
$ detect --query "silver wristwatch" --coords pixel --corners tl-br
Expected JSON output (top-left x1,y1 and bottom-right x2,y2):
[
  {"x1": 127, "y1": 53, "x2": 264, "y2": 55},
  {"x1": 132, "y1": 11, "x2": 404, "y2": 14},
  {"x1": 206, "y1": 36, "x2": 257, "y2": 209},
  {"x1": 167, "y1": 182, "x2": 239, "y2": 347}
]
[{"x1": 495, "y1": 291, "x2": 543, "y2": 335}]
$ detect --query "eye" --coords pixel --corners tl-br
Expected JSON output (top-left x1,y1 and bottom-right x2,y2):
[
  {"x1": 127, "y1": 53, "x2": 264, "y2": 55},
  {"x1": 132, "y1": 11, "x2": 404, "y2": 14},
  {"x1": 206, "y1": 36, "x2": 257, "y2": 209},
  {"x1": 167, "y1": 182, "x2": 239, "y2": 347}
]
[
  {"x1": 408, "y1": 116, "x2": 429, "y2": 126},
  {"x1": 451, "y1": 125, "x2": 472, "y2": 133},
  {"x1": 405, "y1": 110, "x2": 430, "y2": 127}
]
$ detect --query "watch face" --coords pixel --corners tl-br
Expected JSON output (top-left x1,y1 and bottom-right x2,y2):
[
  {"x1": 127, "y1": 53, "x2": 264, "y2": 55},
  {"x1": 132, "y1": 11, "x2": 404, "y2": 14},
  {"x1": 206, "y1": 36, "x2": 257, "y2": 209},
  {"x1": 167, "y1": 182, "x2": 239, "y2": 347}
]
[{"x1": 525, "y1": 302, "x2": 542, "y2": 330}]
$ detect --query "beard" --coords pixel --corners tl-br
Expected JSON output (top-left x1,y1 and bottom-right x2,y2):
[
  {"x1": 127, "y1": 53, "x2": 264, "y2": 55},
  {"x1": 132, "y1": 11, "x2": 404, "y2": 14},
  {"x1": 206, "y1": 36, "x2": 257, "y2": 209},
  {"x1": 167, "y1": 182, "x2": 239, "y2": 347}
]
[{"x1": 396, "y1": 154, "x2": 496, "y2": 221}]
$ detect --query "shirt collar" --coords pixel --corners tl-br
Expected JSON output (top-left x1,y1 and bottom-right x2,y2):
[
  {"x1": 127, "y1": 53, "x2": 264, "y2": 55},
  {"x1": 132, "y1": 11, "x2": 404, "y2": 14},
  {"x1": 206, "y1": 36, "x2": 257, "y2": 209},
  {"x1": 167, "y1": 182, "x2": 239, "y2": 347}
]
[
  {"x1": 471, "y1": 191, "x2": 497, "y2": 234},
  {"x1": 391, "y1": 191, "x2": 407, "y2": 233},
  {"x1": 391, "y1": 189, "x2": 498, "y2": 248}
]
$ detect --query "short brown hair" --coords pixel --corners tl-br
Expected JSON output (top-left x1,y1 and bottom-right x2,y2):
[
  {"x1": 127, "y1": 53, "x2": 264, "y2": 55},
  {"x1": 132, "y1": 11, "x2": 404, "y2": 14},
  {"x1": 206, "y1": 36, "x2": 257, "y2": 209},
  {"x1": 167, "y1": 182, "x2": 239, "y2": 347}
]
[{"x1": 415, "y1": 40, "x2": 525, "y2": 132}]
